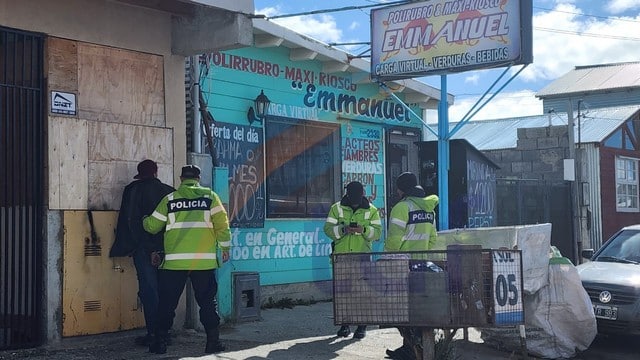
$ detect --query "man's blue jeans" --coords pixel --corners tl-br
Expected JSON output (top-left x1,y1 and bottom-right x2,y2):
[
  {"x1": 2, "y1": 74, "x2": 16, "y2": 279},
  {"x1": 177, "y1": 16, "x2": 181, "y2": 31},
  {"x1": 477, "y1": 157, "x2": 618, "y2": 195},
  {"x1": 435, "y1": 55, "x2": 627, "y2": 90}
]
[{"x1": 132, "y1": 247, "x2": 159, "y2": 335}]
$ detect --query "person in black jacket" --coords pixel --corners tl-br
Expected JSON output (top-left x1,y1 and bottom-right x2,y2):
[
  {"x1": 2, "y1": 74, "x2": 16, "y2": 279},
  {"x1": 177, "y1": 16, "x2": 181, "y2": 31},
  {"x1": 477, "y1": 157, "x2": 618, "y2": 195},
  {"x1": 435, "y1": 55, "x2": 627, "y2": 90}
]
[{"x1": 110, "y1": 159, "x2": 175, "y2": 346}]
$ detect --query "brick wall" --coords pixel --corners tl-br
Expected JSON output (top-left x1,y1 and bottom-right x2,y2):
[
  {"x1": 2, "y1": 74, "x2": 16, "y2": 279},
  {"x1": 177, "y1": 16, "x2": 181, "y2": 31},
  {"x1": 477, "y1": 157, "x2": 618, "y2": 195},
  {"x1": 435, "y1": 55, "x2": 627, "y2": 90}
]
[{"x1": 484, "y1": 125, "x2": 570, "y2": 183}]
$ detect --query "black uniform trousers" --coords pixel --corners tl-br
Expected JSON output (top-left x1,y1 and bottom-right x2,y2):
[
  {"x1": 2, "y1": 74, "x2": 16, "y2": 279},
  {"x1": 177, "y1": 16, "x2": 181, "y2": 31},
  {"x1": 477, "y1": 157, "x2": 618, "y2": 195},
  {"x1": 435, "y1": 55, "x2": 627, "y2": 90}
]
[{"x1": 154, "y1": 268, "x2": 220, "y2": 336}]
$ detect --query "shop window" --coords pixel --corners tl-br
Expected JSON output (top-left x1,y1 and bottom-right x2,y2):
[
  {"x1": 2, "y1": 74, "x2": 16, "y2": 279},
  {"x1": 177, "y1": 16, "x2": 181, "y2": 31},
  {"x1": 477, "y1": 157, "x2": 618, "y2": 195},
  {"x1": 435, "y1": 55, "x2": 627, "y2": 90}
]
[
  {"x1": 616, "y1": 156, "x2": 639, "y2": 212},
  {"x1": 265, "y1": 117, "x2": 340, "y2": 218}
]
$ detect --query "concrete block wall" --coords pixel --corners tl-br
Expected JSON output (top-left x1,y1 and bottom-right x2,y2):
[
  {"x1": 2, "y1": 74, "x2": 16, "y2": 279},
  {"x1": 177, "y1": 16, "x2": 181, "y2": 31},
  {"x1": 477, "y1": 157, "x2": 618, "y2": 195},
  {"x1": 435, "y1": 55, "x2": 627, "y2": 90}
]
[{"x1": 485, "y1": 125, "x2": 570, "y2": 183}]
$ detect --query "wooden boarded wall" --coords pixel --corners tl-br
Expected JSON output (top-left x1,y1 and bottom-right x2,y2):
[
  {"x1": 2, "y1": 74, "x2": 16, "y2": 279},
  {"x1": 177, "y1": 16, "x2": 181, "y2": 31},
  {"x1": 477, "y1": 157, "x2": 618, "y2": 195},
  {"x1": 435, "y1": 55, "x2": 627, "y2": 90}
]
[
  {"x1": 47, "y1": 38, "x2": 173, "y2": 210},
  {"x1": 47, "y1": 38, "x2": 175, "y2": 336}
]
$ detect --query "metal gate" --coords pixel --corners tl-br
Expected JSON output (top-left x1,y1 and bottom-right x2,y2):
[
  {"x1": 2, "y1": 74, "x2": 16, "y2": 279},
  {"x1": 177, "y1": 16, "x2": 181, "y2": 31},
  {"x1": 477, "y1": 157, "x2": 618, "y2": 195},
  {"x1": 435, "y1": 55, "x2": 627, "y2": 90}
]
[
  {"x1": 496, "y1": 179, "x2": 573, "y2": 262},
  {"x1": 0, "y1": 26, "x2": 45, "y2": 349}
]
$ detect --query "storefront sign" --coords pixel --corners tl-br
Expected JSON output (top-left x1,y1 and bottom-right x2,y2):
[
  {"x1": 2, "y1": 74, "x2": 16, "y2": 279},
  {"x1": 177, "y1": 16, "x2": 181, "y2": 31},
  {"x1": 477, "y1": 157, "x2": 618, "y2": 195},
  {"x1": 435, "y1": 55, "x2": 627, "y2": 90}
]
[{"x1": 371, "y1": 0, "x2": 533, "y2": 79}]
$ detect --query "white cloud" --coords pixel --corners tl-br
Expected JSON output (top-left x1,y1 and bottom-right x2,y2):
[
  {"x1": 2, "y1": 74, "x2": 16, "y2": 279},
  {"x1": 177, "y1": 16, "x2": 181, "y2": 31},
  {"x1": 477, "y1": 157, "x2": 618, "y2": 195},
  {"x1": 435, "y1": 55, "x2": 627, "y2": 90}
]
[
  {"x1": 257, "y1": 7, "x2": 344, "y2": 44},
  {"x1": 447, "y1": 90, "x2": 543, "y2": 121},
  {"x1": 519, "y1": 3, "x2": 640, "y2": 83},
  {"x1": 606, "y1": 0, "x2": 640, "y2": 14},
  {"x1": 256, "y1": 1, "x2": 640, "y2": 120},
  {"x1": 464, "y1": 74, "x2": 480, "y2": 85},
  {"x1": 255, "y1": 6, "x2": 279, "y2": 18}
]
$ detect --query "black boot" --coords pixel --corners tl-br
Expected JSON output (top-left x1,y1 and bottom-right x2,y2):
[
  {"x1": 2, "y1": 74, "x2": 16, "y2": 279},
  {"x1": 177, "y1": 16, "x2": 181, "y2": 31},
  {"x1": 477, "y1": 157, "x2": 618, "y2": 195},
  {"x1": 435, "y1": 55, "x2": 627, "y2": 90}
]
[
  {"x1": 386, "y1": 344, "x2": 416, "y2": 360},
  {"x1": 148, "y1": 333, "x2": 167, "y2": 354},
  {"x1": 337, "y1": 325, "x2": 350, "y2": 337},
  {"x1": 205, "y1": 329, "x2": 226, "y2": 354},
  {"x1": 135, "y1": 333, "x2": 153, "y2": 346},
  {"x1": 353, "y1": 325, "x2": 366, "y2": 339}
]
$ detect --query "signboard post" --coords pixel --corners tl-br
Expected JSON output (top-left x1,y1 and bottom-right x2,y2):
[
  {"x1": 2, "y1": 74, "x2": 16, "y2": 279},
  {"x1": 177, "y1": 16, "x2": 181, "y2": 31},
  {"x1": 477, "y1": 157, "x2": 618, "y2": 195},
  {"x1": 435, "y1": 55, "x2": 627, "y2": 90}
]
[
  {"x1": 492, "y1": 250, "x2": 524, "y2": 326},
  {"x1": 370, "y1": 0, "x2": 533, "y2": 229}
]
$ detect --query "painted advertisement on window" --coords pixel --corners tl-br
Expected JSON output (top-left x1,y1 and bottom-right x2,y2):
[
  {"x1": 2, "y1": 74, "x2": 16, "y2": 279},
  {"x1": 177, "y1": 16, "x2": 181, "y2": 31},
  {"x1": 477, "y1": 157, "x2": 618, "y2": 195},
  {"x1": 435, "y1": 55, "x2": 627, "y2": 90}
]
[
  {"x1": 342, "y1": 122, "x2": 385, "y2": 214},
  {"x1": 212, "y1": 122, "x2": 265, "y2": 228},
  {"x1": 342, "y1": 122, "x2": 386, "y2": 251}
]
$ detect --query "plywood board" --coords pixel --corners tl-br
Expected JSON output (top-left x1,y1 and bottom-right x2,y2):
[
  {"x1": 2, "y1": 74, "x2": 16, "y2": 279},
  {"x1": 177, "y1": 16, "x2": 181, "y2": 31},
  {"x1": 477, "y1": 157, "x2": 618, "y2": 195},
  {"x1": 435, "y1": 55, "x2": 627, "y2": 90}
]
[
  {"x1": 47, "y1": 37, "x2": 78, "y2": 93},
  {"x1": 87, "y1": 121, "x2": 173, "y2": 210},
  {"x1": 49, "y1": 116, "x2": 88, "y2": 209},
  {"x1": 88, "y1": 121, "x2": 173, "y2": 163},
  {"x1": 62, "y1": 211, "x2": 143, "y2": 337},
  {"x1": 77, "y1": 43, "x2": 164, "y2": 126},
  {"x1": 88, "y1": 160, "x2": 173, "y2": 210}
]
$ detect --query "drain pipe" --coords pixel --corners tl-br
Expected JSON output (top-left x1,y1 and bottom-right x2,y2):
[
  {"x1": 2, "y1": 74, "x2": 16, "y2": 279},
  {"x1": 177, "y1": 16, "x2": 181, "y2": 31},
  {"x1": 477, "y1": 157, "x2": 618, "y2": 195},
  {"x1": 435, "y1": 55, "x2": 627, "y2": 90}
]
[
  {"x1": 186, "y1": 56, "x2": 201, "y2": 330},
  {"x1": 191, "y1": 56, "x2": 202, "y2": 153}
]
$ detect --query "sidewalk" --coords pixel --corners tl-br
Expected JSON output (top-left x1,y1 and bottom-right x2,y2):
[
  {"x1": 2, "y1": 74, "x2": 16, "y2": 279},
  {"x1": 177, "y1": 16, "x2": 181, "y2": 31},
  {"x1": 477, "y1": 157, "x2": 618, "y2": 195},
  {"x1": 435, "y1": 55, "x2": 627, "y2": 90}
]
[{"x1": 0, "y1": 302, "x2": 526, "y2": 360}]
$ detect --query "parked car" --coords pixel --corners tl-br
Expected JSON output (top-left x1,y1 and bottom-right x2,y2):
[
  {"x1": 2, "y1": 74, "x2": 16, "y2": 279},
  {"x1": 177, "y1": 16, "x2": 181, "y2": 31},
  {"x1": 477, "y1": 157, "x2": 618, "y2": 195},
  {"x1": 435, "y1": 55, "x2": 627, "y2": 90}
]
[{"x1": 576, "y1": 224, "x2": 640, "y2": 335}]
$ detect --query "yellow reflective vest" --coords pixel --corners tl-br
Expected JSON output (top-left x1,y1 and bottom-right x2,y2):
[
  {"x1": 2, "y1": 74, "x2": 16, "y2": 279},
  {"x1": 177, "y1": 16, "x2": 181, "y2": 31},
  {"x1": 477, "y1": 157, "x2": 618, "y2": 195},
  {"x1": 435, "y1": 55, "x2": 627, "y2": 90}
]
[
  {"x1": 385, "y1": 194, "x2": 439, "y2": 253},
  {"x1": 323, "y1": 196, "x2": 382, "y2": 253},
  {"x1": 143, "y1": 179, "x2": 231, "y2": 270}
]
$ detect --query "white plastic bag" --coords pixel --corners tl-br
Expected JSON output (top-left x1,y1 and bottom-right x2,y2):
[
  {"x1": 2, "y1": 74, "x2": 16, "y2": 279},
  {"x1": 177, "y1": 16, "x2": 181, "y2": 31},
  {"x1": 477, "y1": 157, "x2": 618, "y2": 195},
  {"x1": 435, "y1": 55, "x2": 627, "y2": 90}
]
[{"x1": 482, "y1": 257, "x2": 597, "y2": 359}]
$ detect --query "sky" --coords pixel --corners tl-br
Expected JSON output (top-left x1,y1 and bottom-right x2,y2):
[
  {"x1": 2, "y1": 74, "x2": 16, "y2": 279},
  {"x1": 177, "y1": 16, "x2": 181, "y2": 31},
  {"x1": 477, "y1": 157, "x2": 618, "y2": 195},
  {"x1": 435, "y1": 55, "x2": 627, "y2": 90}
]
[{"x1": 253, "y1": 0, "x2": 640, "y2": 122}]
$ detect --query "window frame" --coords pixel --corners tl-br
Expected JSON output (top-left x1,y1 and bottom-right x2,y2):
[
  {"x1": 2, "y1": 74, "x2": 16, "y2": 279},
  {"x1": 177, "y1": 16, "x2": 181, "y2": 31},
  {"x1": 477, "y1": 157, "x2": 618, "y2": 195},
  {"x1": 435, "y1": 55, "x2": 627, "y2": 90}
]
[
  {"x1": 615, "y1": 156, "x2": 639, "y2": 212},
  {"x1": 265, "y1": 116, "x2": 341, "y2": 218}
]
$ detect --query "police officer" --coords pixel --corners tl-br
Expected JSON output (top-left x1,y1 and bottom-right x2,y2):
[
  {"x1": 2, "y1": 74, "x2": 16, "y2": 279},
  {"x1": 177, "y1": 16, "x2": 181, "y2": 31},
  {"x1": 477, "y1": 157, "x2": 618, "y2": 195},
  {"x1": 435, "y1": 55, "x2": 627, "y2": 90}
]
[
  {"x1": 384, "y1": 172, "x2": 438, "y2": 360},
  {"x1": 109, "y1": 159, "x2": 174, "y2": 346},
  {"x1": 324, "y1": 181, "x2": 382, "y2": 339},
  {"x1": 143, "y1": 165, "x2": 231, "y2": 355},
  {"x1": 385, "y1": 172, "x2": 438, "y2": 253}
]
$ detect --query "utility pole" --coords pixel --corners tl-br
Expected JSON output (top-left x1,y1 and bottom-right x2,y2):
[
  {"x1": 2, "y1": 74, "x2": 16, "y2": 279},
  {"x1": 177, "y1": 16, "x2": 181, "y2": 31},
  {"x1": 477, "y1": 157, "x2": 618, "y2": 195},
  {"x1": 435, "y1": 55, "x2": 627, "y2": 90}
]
[
  {"x1": 567, "y1": 99, "x2": 580, "y2": 264},
  {"x1": 576, "y1": 100, "x2": 585, "y2": 263}
]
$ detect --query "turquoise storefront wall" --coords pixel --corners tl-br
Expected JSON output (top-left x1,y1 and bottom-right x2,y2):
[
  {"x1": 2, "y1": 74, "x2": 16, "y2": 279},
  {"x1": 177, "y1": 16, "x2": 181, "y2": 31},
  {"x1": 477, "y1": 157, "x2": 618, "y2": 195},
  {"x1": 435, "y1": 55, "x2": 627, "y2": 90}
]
[{"x1": 200, "y1": 45, "x2": 424, "y2": 318}]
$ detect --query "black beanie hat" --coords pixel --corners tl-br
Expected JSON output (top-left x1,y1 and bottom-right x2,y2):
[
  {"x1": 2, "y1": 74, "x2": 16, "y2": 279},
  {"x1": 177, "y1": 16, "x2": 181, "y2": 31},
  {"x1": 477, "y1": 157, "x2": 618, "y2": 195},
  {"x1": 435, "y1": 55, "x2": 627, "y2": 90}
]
[
  {"x1": 345, "y1": 181, "x2": 364, "y2": 206},
  {"x1": 180, "y1": 164, "x2": 201, "y2": 179},
  {"x1": 396, "y1": 172, "x2": 426, "y2": 197},
  {"x1": 396, "y1": 172, "x2": 418, "y2": 192}
]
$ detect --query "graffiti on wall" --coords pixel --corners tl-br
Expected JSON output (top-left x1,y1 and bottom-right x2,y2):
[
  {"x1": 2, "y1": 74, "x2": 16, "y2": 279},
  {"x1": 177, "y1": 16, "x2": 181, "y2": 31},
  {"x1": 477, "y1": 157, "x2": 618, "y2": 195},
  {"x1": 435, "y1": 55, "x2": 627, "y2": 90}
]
[{"x1": 467, "y1": 158, "x2": 496, "y2": 228}]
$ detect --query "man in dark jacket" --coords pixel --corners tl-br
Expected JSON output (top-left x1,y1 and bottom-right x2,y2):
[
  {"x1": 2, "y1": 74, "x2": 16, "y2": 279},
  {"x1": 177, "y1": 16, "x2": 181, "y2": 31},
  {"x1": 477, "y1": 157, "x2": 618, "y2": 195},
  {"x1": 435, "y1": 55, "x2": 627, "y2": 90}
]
[{"x1": 109, "y1": 159, "x2": 174, "y2": 346}]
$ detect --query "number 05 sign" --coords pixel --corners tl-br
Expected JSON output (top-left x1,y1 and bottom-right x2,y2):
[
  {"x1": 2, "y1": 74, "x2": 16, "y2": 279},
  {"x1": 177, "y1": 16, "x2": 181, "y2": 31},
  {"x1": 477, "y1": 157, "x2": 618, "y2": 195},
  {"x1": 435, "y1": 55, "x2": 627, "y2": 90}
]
[{"x1": 492, "y1": 250, "x2": 524, "y2": 326}]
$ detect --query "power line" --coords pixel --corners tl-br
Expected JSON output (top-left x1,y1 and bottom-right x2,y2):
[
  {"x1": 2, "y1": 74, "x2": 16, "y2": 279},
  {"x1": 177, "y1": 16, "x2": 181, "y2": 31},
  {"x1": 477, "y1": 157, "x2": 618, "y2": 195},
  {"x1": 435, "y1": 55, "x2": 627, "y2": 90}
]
[
  {"x1": 533, "y1": 6, "x2": 640, "y2": 24},
  {"x1": 535, "y1": 27, "x2": 640, "y2": 42},
  {"x1": 329, "y1": 24, "x2": 640, "y2": 48},
  {"x1": 455, "y1": 92, "x2": 539, "y2": 99},
  {"x1": 262, "y1": 3, "x2": 640, "y2": 48},
  {"x1": 265, "y1": 0, "x2": 411, "y2": 20}
]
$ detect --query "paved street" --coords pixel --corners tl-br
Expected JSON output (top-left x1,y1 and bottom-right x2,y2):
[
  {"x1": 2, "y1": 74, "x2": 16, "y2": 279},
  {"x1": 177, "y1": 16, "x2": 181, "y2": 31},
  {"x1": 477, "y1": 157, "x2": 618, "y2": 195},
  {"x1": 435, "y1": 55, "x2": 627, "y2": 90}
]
[{"x1": 0, "y1": 302, "x2": 638, "y2": 359}]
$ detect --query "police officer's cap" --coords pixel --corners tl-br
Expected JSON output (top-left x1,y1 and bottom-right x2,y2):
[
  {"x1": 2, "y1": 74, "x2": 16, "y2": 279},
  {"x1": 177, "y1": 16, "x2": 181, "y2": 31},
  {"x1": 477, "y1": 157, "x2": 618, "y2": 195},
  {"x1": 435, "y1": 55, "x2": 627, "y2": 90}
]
[
  {"x1": 396, "y1": 172, "x2": 426, "y2": 197},
  {"x1": 180, "y1": 165, "x2": 201, "y2": 179}
]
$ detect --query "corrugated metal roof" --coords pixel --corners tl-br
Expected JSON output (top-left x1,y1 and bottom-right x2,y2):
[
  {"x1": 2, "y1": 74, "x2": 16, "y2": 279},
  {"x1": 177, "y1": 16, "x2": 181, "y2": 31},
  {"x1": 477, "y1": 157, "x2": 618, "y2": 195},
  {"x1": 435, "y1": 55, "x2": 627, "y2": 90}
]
[
  {"x1": 426, "y1": 105, "x2": 640, "y2": 151},
  {"x1": 537, "y1": 62, "x2": 640, "y2": 97}
]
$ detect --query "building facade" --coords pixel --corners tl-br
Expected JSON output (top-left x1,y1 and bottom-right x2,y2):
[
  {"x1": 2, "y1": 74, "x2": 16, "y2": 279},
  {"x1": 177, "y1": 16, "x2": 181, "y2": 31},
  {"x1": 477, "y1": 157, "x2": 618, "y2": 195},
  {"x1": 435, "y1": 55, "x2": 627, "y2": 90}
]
[
  {"x1": 195, "y1": 18, "x2": 450, "y2": 315},
  {"x1": 0, "y1": 0, "x2": 253, "y2": 349},
  {"x1": 1, "y1": 2, "x2": 451, "y2": 349}
]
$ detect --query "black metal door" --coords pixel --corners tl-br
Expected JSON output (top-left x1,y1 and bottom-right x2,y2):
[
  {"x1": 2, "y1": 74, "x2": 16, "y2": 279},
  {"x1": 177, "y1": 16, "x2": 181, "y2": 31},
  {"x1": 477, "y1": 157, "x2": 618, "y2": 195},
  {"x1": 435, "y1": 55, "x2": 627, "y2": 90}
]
[
  {"x1": 496, "y1": 179, "x2": 573, "y2": 262},
  {"x1": 0, "y1": 26, "x2": 44, "y2": 349}
]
